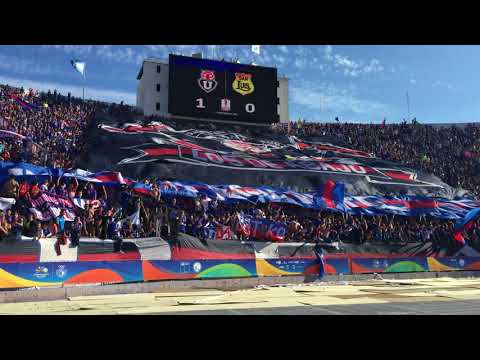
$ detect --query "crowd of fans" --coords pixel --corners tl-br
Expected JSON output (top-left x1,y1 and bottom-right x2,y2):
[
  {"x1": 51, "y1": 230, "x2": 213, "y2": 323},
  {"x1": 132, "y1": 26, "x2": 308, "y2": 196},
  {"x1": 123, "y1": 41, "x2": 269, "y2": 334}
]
[
  {"x1": 0, "y1": 171, "x2": 478, "y2": 252},
  {"x1": 0, "y1": 84, "x2": 479, "y2": 252},
  {"x1": 0, "y1": 85, "x2": 141, "y2": 169},
  {"x1": 272, "y1": 120, "x2": 480, "y2": 198}
]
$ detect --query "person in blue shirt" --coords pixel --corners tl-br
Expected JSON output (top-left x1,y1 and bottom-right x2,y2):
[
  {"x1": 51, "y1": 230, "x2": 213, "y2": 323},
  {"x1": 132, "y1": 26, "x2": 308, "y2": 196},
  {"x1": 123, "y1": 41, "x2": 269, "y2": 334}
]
[
  {"x1": 314, "y1": 240, "x2": 326, "y2": 280},
  {"x1": 178, "y1": 210, "x2": 187, "y2": 234},
  {"x1": 57, "y1": 210, "x2": 66, "y2": 234},
  {"x1": 107, "y1": 216, "x2": 124, "y2": 254},
  {"x1": 119, "y1": 186, "x2": 131, "y2": 217},
  {"x1": 70, "y1": 217, "x2": 82, "y2": 248}
]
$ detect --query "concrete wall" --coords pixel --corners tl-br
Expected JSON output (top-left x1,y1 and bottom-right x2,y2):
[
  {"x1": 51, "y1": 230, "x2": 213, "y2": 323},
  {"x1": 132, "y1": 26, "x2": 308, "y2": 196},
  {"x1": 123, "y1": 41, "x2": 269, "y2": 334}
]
[
  {"x1": 137, "y1": 60, "x2": 169, "y2": 117},
  {"x1": 278, "y1": 76, "x2": 289, "y2": 123}
]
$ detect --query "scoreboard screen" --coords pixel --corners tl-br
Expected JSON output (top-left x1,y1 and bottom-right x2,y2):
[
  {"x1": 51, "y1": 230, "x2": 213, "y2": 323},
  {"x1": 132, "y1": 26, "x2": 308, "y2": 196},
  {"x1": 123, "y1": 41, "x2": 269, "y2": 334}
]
[{"x1": 168, "y1": 54, "x2": 279, "y2": 124}]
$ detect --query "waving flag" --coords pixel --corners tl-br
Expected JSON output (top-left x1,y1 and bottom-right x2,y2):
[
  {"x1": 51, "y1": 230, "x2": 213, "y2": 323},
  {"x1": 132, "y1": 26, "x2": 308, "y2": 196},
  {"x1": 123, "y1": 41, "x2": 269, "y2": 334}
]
[
  {"x1": 71, "y1": 59, "x2": 86, "y2": 77},
  {"x1": 453, "y1": 207, "x2": 480, "y2": 245},
  {"x1": 132, "y1": 182, "x2": 154, "y2": 196},
  {"x1": 9, "y1": 95, "x2": 37, "y2": 111},
  {"x1": 251, "y1": 45, "x2": 261, "y2": 55},
  {"x1": 1, "y1": 160, "x2": 480, "y2": 221},
  {"x1": 158, "y1": 181, "x2": 199, "y2": 198},
  {"x1": 91, "y1": 171, "x2": 132, "y2": 186},
  {"x1": 29, "y1": 192, "x2": 76, "y2": 221},
  {"x1": 120, "y1": 210, "x2": 141, "y2": 226},
  {"x1": 312, "y1": 180, "x2": 345, "y2": 211}
]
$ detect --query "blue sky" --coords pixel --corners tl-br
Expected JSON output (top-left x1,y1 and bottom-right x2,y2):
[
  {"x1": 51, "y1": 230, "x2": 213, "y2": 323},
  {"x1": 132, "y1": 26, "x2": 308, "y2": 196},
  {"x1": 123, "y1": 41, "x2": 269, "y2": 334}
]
[{"x1": 0, "y1": 45, "x2": 478, "y2": 123}]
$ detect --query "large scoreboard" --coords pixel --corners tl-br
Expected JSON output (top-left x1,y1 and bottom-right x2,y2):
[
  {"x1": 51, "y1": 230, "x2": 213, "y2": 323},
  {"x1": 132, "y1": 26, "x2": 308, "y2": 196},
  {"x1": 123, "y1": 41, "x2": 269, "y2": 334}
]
[{"x1": 168, "y1": 54, "x2": 279, "y2": 124}]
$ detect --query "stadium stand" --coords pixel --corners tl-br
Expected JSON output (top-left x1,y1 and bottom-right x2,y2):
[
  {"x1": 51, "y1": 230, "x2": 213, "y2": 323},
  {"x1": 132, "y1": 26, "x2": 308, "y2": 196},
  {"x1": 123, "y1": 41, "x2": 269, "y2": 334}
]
[{"x1": 0, "y1": 83, "x2": 479, "y2": 260}]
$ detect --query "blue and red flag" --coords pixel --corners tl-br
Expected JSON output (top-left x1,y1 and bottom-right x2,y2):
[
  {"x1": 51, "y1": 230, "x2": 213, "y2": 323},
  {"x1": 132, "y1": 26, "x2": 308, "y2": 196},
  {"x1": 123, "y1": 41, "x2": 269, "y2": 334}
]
[
  {"x1": 9, "y1": 95, "x2": 37, "y2": 111},
  {"x1": 312, "y1": 180, "x2": 345, "y2": 211},
  {"x1": 237, "y1": 214, "x2": 286, "y2": 242},
  {"x1": 90, "y1": 171, "x2": 133, "y2": 186},
  {"x1": 131, "y1": 182, "x2": 153, "y2": 196},
  {"x1": 453, "y1": 207, "x2": 480, "y2": 245}
]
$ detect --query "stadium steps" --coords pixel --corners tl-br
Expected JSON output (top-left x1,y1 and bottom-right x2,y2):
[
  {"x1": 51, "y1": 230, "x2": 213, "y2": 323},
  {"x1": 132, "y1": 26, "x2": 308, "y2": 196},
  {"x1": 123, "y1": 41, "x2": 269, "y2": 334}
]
[{"x1": 132, "y1": 237, "x2": 171, "y2": 260}]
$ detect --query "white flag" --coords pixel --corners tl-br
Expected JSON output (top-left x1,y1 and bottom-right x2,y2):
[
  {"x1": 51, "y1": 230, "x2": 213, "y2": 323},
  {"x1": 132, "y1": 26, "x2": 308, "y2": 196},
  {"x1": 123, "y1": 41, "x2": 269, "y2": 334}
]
[
  {"x1": 252, "y1": 45, "x2": 261, "y2": 55},
  {"x1": 71, "y1": 59, "x2": 86, "y2": 77},
  {"x1": 120, "y1": 210, "x2": 141, "y2": 226}
]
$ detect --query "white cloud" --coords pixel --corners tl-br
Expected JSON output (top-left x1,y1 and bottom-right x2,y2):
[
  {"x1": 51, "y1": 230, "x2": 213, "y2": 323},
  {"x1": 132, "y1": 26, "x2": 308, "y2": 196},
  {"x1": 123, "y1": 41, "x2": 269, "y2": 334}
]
[
  {"x1": 310, "y1": 57, "x2": 325, "y2": 71},
  {"x1": 333, "y1": 54, "x2": 358, "y2": 69},
  {"x1": 294, "y1": 57, "x2": 307, "y2": 69},
  {"x1": 432, "y1": 81, "x2": 453, "y2": 90},
  {"x1": 45, "y1": 45, "x2": 147, "y2": 65},
  {"x1": 0, "y1": 54, "x2": 60, "y2": 77},
  {"x1": 291, "y1": 80, "x2": 388, "y2": 116},
  {"x1": 410, "y1": 79, "x2": 417, "y2": 85},
  {"x1": 363, "y1": 59, "x2": 384, "y2": 74},
  {"x1": 145, "y1": 45, "x2": 168, "y2": 52},
  {"x1": 43, "y1": 45, "x2": 93, "y2": 56},
  {"x1": 272, "y1": 53, "x2": 287, "y2": 66},
  {"x1": 324, "y1": 45, "x2": 333, "y2": 61},
  {"x1": 171, "y1": 45, "x2": 202, "y2": 55},
  {"x1": 95, "y1": 46, "x2": 145, "y2": 65},
  {"x1": 144, "y1": 45, "x2": 169, "y2": 58},
  {"x1": 295, "y1": 46, "x2": 309, "y2": 56},
  {"x1": 0, "y1": 75, "x2": 136, "y2": 105},
  {"x1": 323, "y1": 45, "x2": 383, "y2": 77},
  {"x1": 278, "y1": 45, "x2": 289, "y2": 53}
]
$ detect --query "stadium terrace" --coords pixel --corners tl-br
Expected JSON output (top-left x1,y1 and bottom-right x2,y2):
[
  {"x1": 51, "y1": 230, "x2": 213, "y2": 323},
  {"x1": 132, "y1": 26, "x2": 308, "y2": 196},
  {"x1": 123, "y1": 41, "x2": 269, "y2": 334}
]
[{"x1": 0, "y1": 74, "x2": 479, "y2": 284}]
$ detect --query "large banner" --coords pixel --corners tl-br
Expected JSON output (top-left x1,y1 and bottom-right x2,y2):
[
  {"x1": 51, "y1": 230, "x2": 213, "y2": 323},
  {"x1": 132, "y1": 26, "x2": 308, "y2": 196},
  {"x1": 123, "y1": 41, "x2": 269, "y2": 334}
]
[
  {"x1": 1, "y1": 161, "x2": 478, "y2": 220},
  {"x1": 236, "y1": 214, "x2": 287, "y2": 242},
  {"x1": 80, "y1": 118, "x2": 455, "y2": 198},
  {"x1": 256, "y1": 258, "x2": 350, "y2": 276},
  {"x1": 158, "y1": 180, "x2": 345, "y2": 211},
  {"x1": 351, "y1": 257, "x2": 429, "y2": 274},
  {"x1": 142, "y1": 259, "x2": 257, "y2": 281},
  {"x1": 0, "y1": 260, "x2": 143, "y2": 289},
  {"x1": 427, "y1": 257, "x2": 480, "y2": 272},
  {"x1": 157, "y1": 180, "x2": 480, "y2": 219}
]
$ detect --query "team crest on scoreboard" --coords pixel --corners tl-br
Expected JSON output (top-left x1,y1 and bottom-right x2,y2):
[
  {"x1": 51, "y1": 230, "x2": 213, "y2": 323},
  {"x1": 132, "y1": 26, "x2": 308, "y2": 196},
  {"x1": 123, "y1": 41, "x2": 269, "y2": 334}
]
[
  {"x1": 198, "y1": 70, "x2": 218, "y2": 93},
  {"x1": 232, "y1": 73, "x2": 254, "y2": 95}
]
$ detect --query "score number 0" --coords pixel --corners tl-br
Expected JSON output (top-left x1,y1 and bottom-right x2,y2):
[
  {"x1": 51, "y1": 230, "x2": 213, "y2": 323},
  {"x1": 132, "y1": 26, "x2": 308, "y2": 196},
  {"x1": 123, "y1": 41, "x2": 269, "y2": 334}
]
[{"x1": 196, "y1": 98, "x2": 255, "y2": 113}]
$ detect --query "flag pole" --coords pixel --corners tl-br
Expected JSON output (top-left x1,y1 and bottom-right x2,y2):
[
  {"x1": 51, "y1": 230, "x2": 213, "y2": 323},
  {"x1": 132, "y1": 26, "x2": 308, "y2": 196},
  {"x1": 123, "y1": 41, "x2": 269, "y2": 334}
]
[
  {"x1": 406, "y1": 91, "x2": 410, "y2": 121},
  {"x1": 83, "y1": 67, "x2": 86, "y2": 102}
]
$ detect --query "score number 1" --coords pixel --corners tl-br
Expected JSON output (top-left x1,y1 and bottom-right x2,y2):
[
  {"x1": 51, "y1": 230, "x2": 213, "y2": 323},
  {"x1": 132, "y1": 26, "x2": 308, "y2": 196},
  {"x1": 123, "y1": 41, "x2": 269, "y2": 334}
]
[
  {"x1": 195, "y1": 98, "x2": 256, "y2": 113},
  {"x1": 195, "y1": 98, "x2": 206, "y2": 109}
]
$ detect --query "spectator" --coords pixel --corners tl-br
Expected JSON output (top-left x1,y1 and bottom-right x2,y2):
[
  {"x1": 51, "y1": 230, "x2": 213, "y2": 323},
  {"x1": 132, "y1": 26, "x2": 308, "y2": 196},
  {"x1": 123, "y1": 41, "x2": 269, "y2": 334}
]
[
  {"x1": 70, "y1": 217, "x2": 82, "y2": 248},
  {"x1": 23, "y1": 213, "x2": 40, "y2": 241},
  {"x1": 10, "y1": 212, "x2": 23, "y2": 241},
  {"x1": 107, "y1": 216, "x2": 124, "y2": 254},
  {"x1": 0, "y1": 211, "x2": 11, "y2": 241},
  {"x1": 1, "y1": 175, "x2": 19, "y2": 198}
]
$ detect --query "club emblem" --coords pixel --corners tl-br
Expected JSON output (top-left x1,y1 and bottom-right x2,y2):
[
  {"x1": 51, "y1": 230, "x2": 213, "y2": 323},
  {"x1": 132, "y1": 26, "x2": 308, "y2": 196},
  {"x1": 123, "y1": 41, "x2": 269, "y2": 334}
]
[
  {"x1": 193, "y1": 262, "x2": 202, "y2": 273},
  {"x1": 232, "y1": 73, "x2": 254, "y2": 95},
  {"x1": 56, "y1": 265, "x2": 68, "y2": 278},
  {"x1": 198, "y1": 70, "x2": 218, "y2": 93}
]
